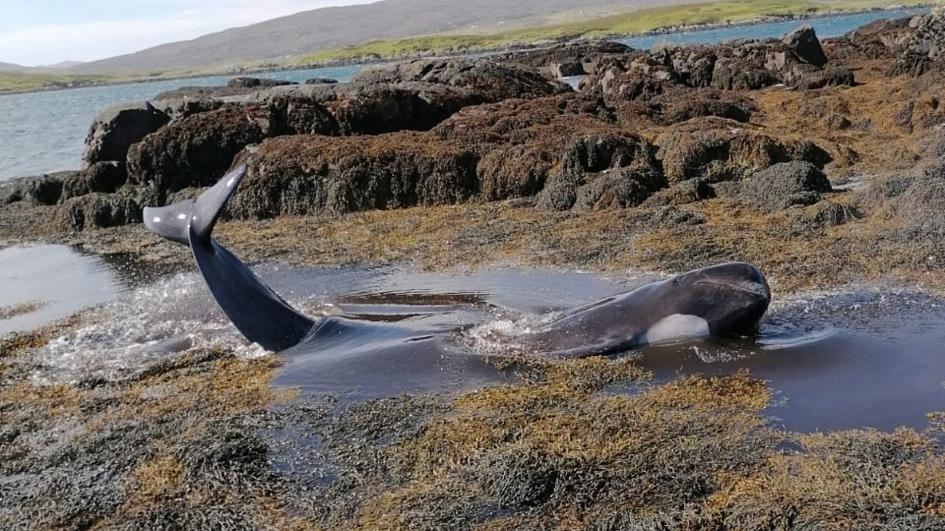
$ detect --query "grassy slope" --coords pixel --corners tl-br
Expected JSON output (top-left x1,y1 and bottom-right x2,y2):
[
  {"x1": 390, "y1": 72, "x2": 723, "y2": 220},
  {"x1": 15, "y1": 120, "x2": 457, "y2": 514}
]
[{"x1": 0, "y1": 0, "x2": 927, "y2": 94}]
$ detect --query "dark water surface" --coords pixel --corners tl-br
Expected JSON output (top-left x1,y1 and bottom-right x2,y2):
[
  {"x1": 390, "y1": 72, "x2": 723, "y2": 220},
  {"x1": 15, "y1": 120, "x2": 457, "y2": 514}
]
[{"x1": 3, "y1": 244, "x2": 945, "y2": 432}]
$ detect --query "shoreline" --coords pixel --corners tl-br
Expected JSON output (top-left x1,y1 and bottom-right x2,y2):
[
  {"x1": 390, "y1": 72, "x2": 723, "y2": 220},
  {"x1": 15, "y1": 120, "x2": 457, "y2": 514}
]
[{"x1": 0, "y1": 3, "x2": 929, "y2": 97}]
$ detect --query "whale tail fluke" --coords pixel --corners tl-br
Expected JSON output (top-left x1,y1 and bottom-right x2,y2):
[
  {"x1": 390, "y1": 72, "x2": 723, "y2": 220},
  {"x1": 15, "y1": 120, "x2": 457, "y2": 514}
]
[
  {"x1": 143, "y1": 199, "x2": 195, "y2": 246},
  {"x1": 143, "y1": 164, "x2": 316, "y2": 352}
]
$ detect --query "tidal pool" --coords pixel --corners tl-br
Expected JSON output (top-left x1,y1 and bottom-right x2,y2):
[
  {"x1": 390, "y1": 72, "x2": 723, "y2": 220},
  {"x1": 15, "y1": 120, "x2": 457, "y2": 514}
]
[{"x1": 4, "y1": 245, "x2": 945, "y2": 432}]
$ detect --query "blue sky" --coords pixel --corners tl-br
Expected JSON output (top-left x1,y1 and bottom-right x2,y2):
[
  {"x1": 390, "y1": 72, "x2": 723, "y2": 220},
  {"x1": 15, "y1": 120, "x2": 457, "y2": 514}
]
[{"x1": 0, "y1": 0, "x2": 372, "y2": 66}]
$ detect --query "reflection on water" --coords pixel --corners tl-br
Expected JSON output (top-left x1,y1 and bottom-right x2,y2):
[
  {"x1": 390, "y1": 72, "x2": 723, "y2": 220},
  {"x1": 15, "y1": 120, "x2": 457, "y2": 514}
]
[
  {"x1": 0, "y1": 244, "x2": 127, "y2": 335},
  {"x1": 5, "y1": 247, "x2": 945, "y2": 432}
]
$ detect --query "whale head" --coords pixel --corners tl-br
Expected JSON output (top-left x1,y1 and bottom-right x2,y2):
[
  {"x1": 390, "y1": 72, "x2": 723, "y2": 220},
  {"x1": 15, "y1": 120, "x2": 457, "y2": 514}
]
[{"x1": 654, "y1": 262, "x2": 770, "y2": 339}]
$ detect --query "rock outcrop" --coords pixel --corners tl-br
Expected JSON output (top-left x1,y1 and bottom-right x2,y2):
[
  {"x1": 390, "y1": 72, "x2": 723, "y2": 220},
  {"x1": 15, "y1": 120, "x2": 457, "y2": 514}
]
[
  {"x1": 740, "y1": 161, "x2": 833, "y2": 211},
  {"x1": 82, "y1": 101, "x2": 169, "y2": 167},
  {"x1": 126, "y1": 105, "x2": 269, "y2": 193},
  {"x1": 229, "y1": 133, "x2": 478, "y2": 218}
]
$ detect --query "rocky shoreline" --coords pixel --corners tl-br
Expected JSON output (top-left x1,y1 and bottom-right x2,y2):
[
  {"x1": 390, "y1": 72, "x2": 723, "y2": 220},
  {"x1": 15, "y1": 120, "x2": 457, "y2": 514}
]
[
  {"x1": 5, "y1": 13, "x2": 945, "y2": 293},
  {"x1": 8, "y1": 10, "x2": 945, "y2": 530}
]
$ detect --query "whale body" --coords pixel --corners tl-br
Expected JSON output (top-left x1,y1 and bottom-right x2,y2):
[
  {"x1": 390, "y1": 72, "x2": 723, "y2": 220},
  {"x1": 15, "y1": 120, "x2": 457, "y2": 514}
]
[{"x1": 143, "y1": 166, "x2": 770, "y2": 358}]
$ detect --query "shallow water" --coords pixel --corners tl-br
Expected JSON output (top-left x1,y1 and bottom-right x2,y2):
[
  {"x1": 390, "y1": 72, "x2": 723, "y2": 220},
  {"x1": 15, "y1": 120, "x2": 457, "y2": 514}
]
[{"x1": 4, "y1": 244, "x2": 945, "y2": 432}]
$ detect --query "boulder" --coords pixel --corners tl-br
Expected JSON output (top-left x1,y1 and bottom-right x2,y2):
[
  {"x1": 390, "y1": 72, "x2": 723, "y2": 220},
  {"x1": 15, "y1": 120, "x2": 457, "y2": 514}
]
[
  {"x1": 226, "y1": 77, "x2": 295, "y2": 88},
  {"x1": 22, "y1": 173, "x2": 67, "y2": 205},
  {"x1": 304, "y1": 77, "x2": 338, "y2": 85},
  {"x1": 664, "y1": 97, "x2": 752, "y2": 124},
  {"x1": 782, "y1": 26, "x2": 828, "y2": 67},
  {"x1": 60, "y1": 161, "x2": 127, "y2": 201},
  {"x1": 82, "y1": 101, "x2": 169, "y2": 166},
  {"x1": 785, "y1": 65, "x2": 855, "y2": 89},
  {"x1": 126, "y1": 105, "x2": 268, "y2": 193},
  {"x1": 740, "y1": 161, "x2": 832, "y2": 211},
  {"x1": 549, "y1": 62, "x2": 584, "y2": 78},
  {"x1": 229, "y1": 133, "x2": 478, "y2": 219}
]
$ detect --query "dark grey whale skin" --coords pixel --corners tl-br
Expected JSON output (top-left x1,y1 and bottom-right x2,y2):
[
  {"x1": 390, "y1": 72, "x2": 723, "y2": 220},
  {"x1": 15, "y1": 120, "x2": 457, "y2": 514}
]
[{"x1": 143, "y1": 166, "x2": 771, "y2": 357}]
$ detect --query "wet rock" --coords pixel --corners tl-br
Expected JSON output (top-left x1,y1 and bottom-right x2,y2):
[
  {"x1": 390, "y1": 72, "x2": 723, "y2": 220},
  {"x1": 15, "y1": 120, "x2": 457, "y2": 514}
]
[
  {"x1": 60, "y1": 161, "x2": 127, "y2": 200},
  {"x1": 153, "y1": 97, "x2": 224, "y2": 121},
  {"x1": 353, "y1": 58, "x2": 567, "y2": 101},
  {"x1": 550, "y1": 61, "x2": 584, "y2": 77},
  {"x1": 53, "y1": 191, "x2": 143, "y2": 231},
  {"x1": 304, "y1": 77, "x2": 338, "y2": 84},
  {"x1": 893, "y1": 10, "x2": 945, "y2": 76},
  {"x1": 23, "y1": 173, "x2": 67, "y2": 205},
  {"x1": 230, "y1": 133, "x2": 478, "y2": 218},
  {"x1": 127, "y1": 105, "x2": 268, "y2": 193},
  {"x1": 82, "y1": 101, "x2": 169, "y2": 166},
  {"x1": 782, "y1": 26, "x2": 828, "y2": 67},
  {"x1": 740, "y1": 161, "x2": 832, "y2": 212},
  {"x1": 227, "y1": 77, "x2": 295, "y2": 89}
]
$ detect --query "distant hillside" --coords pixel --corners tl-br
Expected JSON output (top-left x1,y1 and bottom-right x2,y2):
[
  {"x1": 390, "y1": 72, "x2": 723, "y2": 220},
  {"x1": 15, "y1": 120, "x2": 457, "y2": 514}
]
[
  {"x1": 0, "y1": 61, "x2": 32, "y2": 73},
  {"x1": 68, "y1": 0, "x2": 669, "y2": 74}
]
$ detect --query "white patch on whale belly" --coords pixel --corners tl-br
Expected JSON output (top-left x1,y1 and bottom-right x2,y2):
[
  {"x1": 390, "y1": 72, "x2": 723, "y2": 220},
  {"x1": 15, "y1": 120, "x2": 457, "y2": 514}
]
[{"x1": 641, "y1": 314, "x2": 710, "y2": 345}]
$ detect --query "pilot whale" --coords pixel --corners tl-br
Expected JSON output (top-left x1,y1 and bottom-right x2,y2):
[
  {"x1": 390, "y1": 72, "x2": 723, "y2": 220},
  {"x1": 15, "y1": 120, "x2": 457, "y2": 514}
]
[{"x1": 143, "y1": 165, "x2": 771, "y2": 357}]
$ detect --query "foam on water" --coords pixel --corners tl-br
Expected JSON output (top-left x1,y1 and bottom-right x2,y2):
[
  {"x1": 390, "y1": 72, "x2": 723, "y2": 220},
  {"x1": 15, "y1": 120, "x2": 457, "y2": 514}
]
[{"x1": 26, "y1": 271, "x2": 267, "y2": 384}]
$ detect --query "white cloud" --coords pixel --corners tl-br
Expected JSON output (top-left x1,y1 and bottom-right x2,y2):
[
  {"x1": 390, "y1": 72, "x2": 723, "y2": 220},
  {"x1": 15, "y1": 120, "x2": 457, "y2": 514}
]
[{"x1": 0, "y1": 0, "x2": 376, "y2": 66}]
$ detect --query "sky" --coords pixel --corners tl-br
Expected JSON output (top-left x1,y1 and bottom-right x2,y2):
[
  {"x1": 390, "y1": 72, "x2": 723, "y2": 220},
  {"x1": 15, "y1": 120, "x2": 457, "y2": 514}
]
[{"x1": 0, "y1": 0, "x2": 373, "y2": 67}]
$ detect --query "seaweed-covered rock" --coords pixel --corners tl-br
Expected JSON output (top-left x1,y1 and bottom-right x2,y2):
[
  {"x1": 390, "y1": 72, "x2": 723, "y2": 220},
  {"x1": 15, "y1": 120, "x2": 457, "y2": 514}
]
[
  {"x1": 326, "y1": 82, "x2": 484, "y2": 134},
  {"x1": 60, "y1": 161, "x2": 127, "y2": 201},
  {"x1": 304, "y1": 77, "x2": 339, "y2": 85},
  {"x1": 740, "y1": 161, "x2": 832, "y2": 211},
  {"x1": 126, "y1": 105, "x2": 269, "y2": 193},
  {"x1": 656, "y1": 117, "x2": 827, "y2": 183},
  {"x1": 643, "y1": 178, "x2": 716, "y2": 207},
  {"x1": 571, "y1": 167, "x2": 666, "y2": 211},
  {"x1": 230, "y1": 133, "x2": 478, "y2": 218},
  {"x1": 82, "y1": 101, "x2": 169, "y2": 166},
  {"x1": 53, "y1": 191, "x2": 143, "y2": 231},
  {"x1": 353, "y1": 58, "x2": 567, "y2": 101},
  {"x1": 153, "y1": 98, "x2": 224, "y2": 121}
]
